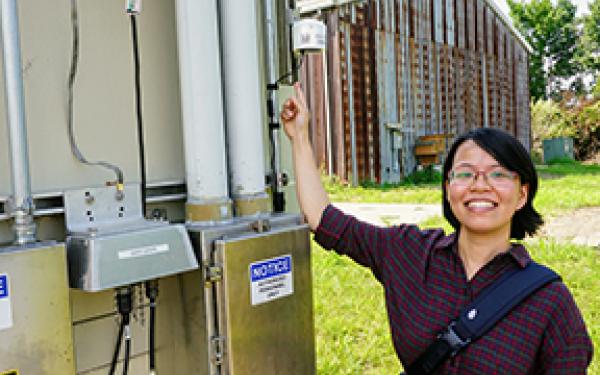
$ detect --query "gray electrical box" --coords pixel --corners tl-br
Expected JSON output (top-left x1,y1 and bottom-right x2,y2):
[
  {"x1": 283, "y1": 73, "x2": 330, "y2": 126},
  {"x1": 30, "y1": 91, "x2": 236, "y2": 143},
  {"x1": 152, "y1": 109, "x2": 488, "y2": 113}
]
[
  {"x1": 188, "y1": 214, "x2": 316, "y2": 374},
  {"x1": 64, "y1": 185, "x2": 198, "y2": 291}
]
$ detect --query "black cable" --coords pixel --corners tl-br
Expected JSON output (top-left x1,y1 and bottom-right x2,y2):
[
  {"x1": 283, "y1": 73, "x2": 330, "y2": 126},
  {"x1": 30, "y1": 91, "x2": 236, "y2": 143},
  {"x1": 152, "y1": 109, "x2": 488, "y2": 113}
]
[
  {"x1": 108, "y1": 318, "x2": 125, "y2": 375},
  {"x1": 149, "y1": 301, "x2": 156, "y2": 370},
  {"x1": 68, "y1": 0, "x2": 124, "y2": 186},
  {"x1": 109, "y1": 287, "x2": 133, "y2": 375},
  {"x1": 145, "y1": 280, "x2": 159, "y2": 373},
  {"x1": 129, "y1": 14, "x2": 147, "y2": 216},
  {"x1": 275, "y1": 53, "x2": 305, "y2": 85},
  {"x1": 123, "y1": 326, "x2": 131, "y2": 375}
]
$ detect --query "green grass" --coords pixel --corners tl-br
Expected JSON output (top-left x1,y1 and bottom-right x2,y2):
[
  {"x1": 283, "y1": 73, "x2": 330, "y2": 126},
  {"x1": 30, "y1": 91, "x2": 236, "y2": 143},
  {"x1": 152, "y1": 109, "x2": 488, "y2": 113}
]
[
  {"x1": 325, "y1": 169, "x2": 442, "y2": 204},
  {"x1": 312, "y1": 246, "x2": 398, "y2": 374},
  {"x1": 315, "y1": 161, "x2": 600, "y2": 374},
  {"x1": 535, "y1": 163, "x2": 600, "y2": 215}
]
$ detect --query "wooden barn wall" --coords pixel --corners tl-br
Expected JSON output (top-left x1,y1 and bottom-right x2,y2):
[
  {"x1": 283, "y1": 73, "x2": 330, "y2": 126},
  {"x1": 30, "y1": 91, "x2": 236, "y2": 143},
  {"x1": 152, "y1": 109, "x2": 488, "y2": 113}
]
[{"x1": 302, "y1": 0, "x2": 532, "y2": 184}]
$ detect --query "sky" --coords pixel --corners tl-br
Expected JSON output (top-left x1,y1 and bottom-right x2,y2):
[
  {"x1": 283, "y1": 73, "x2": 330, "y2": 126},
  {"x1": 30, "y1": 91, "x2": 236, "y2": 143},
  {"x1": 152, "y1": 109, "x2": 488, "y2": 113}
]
[{"x1": 495, "y1": 0, "x2": 590, "y2": 17}]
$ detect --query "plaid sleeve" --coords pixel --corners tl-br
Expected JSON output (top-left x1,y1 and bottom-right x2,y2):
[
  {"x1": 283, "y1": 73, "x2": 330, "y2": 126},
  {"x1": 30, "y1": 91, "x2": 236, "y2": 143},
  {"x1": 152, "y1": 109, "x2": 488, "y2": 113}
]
[
  {"x1": 314, "y1": 204, "x2": 442, "y2": 282},
  {"x1": 540, "y1": 282, "x2": 593, "y2": 374}
]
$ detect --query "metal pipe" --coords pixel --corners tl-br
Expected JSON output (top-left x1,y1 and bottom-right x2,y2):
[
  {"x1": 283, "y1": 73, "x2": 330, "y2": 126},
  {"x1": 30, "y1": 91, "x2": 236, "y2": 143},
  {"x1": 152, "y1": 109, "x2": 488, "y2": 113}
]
[
  {"x1": 220, "y1": 0, "x2": 269, "y2": 216},
  {"x1": 175, "y1": 0, "x2": 232, "y2": 223},
  {"x1": 1, "y1": 0, "x2": 36, "y2": 245}
]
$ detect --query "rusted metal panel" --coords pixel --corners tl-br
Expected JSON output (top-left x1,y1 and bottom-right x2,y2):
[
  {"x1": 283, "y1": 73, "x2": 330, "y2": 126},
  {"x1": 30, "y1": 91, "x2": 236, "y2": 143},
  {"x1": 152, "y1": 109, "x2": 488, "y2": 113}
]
[
  {"x1": 350, "y1": 23, "x2": 366, "y2": 182},
  {"x1": 476, "y1": 0, "x2": 485, "y2": 52},
  {"x1": 487, "y1": 6, "x2": 497, "y2": 128},
  {"x1": 422, "y1": 1, "x2": 437, "y2": 136},
  {"x1": 488, "y1": 53, "x2": 497, "y2": 128},
  {"x1": 339, "y1": 22, "x2": 353, "y2": 182},
  {"x1": 515, "y1": 45, "x2": 531, "y2": 149},
  {"x1": 469, "y1": 50, "x2": 483, "y2": 129},
  {"x1": 303, "y1": 53, "x2": 328, "y2": 171},
  {"x1": 412, "y1": 39, "x2": 425, "y2": 136},
  {"x1": 518, "y1": 46, "x2": 532, "y2": 150},
  {"x1": 456, "y1": 0, "x2": 466, "y2": 49},
  {"x1": 466, "y1": 0, "x2": 476, "y2": 51},
  {"x1": 497, "y1": 22, "x2": 506, "y2": 131},
  {"x1": 327, "y1": 10, "x2": 346, "y2": 179},
  {"x1": 365, "y1": 15, "x2": 380, "y2": 182},
  {"x1": 485, "y1": 4, "x2": 494, "y2": 55},
  {"x1": 505, "y1": 39, "x2": 514, "y2": 135},
  {"x1": 448, "y1": 45, "x2": 458, "y2": 135}
]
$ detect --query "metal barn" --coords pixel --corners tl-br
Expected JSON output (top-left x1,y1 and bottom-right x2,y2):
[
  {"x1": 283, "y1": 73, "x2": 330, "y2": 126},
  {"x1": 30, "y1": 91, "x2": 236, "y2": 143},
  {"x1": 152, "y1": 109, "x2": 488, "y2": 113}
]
[{"x1": 299, "y1": 0, "x2": 532, "y2": 184}]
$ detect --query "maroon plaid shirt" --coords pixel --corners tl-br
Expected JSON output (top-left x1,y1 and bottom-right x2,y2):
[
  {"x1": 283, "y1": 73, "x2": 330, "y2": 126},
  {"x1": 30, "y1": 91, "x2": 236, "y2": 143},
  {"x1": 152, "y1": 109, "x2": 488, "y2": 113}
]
[{"x1": 315, "y1": 204, "x2": 593, "y2": 374}]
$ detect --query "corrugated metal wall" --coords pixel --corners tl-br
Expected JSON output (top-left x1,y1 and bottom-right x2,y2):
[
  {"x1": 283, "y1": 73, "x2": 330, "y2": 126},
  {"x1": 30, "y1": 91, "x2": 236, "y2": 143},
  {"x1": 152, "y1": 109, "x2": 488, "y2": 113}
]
[{"x1": 302, "y1": 0, "x2": 531, "y2": 184}]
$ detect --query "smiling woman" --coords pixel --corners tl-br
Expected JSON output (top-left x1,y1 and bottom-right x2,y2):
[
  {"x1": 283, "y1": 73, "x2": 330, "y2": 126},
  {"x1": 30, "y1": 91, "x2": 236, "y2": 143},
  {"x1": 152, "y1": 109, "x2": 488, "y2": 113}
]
[
  {"x1": 281, "y1": 85, "x2": 593, "y2": 374},
  {"x1": 442, "y1": 129, "x2": 544, "y2": 279}
]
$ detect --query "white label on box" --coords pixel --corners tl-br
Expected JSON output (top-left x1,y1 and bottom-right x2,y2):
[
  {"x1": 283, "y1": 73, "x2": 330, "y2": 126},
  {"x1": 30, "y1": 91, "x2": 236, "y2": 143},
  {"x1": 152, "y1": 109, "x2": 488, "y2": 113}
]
[
  {"x1": 118, "y1": 243, "x2": 170, "y2": 260},
  {"x1": 0, "y1": 274, "x2": 13, "y2": 330},
  {"x1": 249, "y1": 255, "x2": 293, "y2": 306}
]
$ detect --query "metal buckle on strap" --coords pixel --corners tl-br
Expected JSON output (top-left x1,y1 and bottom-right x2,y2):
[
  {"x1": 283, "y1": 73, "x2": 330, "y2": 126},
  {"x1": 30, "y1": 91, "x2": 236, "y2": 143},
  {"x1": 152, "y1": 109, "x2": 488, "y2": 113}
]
[{"x1": 437, "y1": 321, "x2": 471, "y2": 357}]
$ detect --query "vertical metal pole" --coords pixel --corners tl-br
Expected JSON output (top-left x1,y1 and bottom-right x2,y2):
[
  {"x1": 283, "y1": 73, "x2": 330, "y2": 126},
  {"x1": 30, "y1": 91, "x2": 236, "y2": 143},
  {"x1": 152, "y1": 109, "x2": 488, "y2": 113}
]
[
  {"x1": 1, "y1": 0, "x2": 36, "y2": 245},
  {"x1": 344, "y1": 22, "x2": 358, "y2": 187},
  {"x1": 264, "y1": 0, "x2": 285, "y2": 212}
]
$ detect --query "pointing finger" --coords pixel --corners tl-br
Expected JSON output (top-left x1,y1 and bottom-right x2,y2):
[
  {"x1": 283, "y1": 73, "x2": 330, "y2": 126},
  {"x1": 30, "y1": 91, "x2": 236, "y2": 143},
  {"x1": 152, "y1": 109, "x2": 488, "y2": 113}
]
[{"x1": 294, "y1": 82, "x2": 308, "y2": 110}]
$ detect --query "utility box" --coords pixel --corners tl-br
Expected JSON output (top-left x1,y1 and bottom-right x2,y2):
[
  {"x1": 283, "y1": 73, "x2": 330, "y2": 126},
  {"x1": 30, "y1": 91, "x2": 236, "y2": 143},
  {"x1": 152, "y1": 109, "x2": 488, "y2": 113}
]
[
  {"x1": 0, "y1": 243, "x2": 76, "y2": 374},
  {"x1": 188, "y1": 214, "x2": 315, "y2": 374},
  {"x1": 543, "y1": 137, "x2": 574, "y2": 163}
]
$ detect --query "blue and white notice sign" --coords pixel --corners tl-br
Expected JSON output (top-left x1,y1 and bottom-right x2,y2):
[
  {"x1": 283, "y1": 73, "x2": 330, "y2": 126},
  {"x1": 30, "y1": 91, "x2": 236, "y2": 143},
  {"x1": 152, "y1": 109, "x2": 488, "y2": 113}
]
[
  {"x1": 0, "y1": 274, "x2": 13, "y2": 330},
  {"x1": 249, "y1": 255, "x2": 293, "y2": 306}
]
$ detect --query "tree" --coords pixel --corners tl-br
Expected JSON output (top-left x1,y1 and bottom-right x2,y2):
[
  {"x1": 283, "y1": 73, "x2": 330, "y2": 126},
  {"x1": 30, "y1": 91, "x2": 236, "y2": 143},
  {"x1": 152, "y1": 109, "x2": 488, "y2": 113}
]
[
  {"x1": 579, "y1": 0, "x2": 600, "y2": 83},
  {"x1": 508, "y1": 0, "x2": 582, "y2": 100}
]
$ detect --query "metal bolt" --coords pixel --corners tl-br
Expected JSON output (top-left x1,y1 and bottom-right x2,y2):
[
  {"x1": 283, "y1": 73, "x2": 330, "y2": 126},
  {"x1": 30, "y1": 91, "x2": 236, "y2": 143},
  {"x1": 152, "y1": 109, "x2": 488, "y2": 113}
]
[{"x1": 84, "y1": 191, "x2": 95, "y2": 204}]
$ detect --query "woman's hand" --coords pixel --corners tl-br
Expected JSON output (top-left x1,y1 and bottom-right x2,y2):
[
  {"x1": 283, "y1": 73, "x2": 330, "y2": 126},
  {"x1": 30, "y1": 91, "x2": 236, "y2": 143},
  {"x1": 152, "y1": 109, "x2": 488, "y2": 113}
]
[
  {"x1": 281, "y1": 82, "x2": 310, "y2": 142},
  {"x1": 279, "y1": 82, "x2": 329, "y2": 230}
]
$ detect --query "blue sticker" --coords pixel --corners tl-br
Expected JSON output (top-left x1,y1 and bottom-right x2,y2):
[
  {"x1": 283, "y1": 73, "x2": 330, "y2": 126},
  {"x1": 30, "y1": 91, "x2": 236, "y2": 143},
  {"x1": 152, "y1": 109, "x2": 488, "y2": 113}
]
[
  {"x1": 250, "y1": 255, "x2": 292, "y2": 282},
  {"x1": 0, "y1": 275, "x2": 7, "y2": 299}
]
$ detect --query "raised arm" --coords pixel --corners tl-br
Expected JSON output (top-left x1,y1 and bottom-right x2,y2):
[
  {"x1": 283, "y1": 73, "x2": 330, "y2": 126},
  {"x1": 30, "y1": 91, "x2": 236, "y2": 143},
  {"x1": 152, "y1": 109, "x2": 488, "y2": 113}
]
[{"x1": 280, "y1": 83, "x2": 329, "y2": 231}]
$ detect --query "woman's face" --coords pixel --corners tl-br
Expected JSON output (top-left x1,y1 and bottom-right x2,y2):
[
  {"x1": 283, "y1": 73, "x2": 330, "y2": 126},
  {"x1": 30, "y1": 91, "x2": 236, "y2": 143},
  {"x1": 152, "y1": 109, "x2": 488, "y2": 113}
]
[{"x1": 445, "y1": 140, "x2": 528, "y2": 237}]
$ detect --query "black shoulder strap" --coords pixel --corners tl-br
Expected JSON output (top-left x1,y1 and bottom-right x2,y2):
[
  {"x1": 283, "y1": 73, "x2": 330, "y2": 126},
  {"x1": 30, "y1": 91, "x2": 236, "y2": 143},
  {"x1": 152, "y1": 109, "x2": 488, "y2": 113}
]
[{"x1": 405, "y1": 262, "x2": 560, "y2": 375}]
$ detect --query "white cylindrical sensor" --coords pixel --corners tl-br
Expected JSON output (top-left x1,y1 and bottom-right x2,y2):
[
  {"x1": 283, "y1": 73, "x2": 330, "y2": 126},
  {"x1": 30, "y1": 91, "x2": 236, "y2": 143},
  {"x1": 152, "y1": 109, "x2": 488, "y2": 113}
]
[{"x1": 292, "y1": 18, "x2": 327, "y2": 52}]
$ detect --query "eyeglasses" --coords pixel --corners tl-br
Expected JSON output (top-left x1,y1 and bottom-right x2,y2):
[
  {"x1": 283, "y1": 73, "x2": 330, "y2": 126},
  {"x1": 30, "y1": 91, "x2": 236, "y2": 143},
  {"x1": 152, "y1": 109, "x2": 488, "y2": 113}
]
[{"x1": 448, "y1": 166, "x2": 518, "y2": 188}]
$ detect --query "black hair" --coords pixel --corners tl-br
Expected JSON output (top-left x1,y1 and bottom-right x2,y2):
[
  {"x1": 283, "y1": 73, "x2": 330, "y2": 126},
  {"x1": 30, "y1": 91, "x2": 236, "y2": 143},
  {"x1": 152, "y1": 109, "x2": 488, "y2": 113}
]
[{"x1": 442, "y1": 127, "x2": 543, "y2": 239}]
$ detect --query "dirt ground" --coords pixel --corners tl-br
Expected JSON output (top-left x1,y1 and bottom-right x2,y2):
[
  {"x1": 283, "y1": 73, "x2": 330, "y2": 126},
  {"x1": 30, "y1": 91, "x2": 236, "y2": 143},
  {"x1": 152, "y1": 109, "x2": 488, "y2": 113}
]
[{"x1": 539, "y1": 207, "x2": 600, "y2": 247}]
